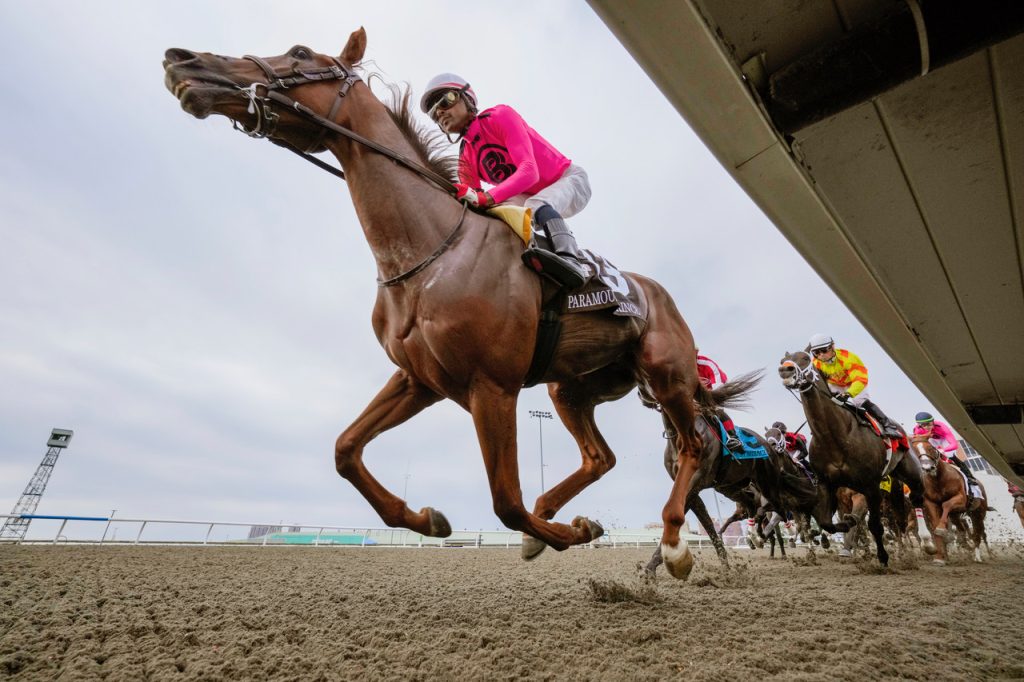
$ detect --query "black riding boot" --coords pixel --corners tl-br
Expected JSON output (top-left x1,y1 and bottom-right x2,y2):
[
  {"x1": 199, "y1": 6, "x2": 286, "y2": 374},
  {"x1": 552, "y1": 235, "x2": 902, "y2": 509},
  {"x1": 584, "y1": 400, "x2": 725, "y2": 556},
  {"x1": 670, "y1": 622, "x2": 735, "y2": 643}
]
[
  {"x1": 521, "y1": 206, "x2": 588, "y2": 289},
  {"x1": 862, "y1": 400, "x2": 903, "y2": 438},
  {"x1": 950, "y1": 456, "x2": 978, "y2": 484}
]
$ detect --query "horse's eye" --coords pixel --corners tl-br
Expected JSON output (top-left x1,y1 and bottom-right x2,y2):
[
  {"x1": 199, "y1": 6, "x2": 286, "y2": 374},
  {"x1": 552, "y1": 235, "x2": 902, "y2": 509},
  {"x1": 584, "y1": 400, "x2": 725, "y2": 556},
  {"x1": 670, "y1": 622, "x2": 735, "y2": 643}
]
[{"x1": 291, "y1": 47, "x2": 310, "y2": 59}]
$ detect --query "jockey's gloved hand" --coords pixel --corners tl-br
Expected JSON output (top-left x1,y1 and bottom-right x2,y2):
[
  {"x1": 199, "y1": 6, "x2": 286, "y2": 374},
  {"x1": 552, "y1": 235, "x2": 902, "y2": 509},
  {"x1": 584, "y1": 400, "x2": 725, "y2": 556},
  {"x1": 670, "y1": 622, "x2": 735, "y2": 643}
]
[
  {"x1": 454, "y1": 183, "x2": 494, "y2": 208},
  {"x1": 835, "y1": 391, "x2": 852, "y2": 403}
]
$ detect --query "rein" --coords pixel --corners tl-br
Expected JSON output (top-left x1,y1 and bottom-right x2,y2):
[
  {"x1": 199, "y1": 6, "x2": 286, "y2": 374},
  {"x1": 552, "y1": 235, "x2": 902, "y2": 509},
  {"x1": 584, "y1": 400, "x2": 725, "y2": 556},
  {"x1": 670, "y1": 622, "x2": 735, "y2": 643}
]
[
  {"x1": 233, "y1": 54, "x2": 467, "y2": 285},
  {"x1": 236, "y1": 55, "x2": 457, "y2": 194}
]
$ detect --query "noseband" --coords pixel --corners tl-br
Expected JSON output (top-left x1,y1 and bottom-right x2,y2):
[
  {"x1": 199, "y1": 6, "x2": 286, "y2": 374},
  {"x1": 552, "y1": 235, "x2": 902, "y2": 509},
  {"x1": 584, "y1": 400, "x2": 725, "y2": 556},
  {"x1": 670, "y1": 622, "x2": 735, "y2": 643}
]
[{"x1": 781, "y1": 357, "x2": 818, "y2": 393}]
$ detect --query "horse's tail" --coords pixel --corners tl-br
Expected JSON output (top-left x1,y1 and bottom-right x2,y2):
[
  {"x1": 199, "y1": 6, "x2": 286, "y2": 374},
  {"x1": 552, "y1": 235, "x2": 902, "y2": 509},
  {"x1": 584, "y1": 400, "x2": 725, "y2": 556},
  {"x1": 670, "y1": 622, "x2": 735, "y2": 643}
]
[{"x1": 697, "y1": 369, "x2": 764, "y2": 414}]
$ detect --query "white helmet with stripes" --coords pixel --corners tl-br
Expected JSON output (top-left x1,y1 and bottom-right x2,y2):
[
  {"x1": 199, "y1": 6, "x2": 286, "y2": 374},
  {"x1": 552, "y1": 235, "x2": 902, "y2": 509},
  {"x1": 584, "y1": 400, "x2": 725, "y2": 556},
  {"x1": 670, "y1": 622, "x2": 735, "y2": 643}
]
[
  {"x1": 808, "y1": 333, "x2": 834, "y2": 352},
  {"x1": 420, "y1": 73, "x2": 477, "y2": 114}
]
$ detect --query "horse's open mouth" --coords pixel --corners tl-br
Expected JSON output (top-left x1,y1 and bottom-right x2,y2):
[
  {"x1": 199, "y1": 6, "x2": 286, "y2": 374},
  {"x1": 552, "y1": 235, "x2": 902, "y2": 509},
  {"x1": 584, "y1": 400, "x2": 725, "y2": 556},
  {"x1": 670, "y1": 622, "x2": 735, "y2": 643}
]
[{"x1": 165, "y1": 74, "x2": 234, "y2": 119}]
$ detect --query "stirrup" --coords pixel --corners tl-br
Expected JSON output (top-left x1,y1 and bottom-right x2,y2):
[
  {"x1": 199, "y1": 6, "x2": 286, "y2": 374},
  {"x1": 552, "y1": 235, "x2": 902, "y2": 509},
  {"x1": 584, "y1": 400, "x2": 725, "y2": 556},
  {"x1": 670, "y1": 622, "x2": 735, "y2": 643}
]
[
  {"x1": 725, "y1": 436, "x2": 744, "y2": 452},
  {"x1": 521, "y1": 247, "x2": 587, "y2": 289}
]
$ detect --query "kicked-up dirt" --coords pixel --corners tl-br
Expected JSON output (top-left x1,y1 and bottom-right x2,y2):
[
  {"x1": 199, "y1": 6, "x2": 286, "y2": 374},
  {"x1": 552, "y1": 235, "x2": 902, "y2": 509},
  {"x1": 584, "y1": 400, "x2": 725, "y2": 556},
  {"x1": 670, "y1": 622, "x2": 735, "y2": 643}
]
[{"x1": 1, "y1": 543, "x2": 1022, "y2": 680}]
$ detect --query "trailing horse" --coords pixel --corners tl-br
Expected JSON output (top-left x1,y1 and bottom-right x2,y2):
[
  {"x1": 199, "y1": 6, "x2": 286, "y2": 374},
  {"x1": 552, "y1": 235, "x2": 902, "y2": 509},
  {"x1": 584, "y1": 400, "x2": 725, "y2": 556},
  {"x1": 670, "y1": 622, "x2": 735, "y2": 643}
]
[
  {"x1": 778, "y1": 350, "x2": 925, "y2": 566},
  {"x1": 911, "y1": 435, "x2": 991, "y2": 565},
  {"x1": 163, "y1": 29, "x2": 733, "y2": 579}
]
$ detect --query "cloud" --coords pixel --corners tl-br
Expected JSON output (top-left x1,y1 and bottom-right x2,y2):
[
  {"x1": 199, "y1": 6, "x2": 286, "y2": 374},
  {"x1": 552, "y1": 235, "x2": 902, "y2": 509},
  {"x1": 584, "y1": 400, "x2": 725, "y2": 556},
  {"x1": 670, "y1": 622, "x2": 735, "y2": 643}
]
[{"x1": 0, "y1": 2, "x2": 948, "y2": 538}]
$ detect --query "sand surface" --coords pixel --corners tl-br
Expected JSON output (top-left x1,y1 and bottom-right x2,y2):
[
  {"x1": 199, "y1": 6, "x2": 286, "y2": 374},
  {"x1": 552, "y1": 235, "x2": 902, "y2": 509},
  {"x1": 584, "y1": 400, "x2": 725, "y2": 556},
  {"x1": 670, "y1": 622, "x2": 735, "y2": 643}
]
[{"x1": 1, "y1": 544, "x2": 1022, "y2": 680}]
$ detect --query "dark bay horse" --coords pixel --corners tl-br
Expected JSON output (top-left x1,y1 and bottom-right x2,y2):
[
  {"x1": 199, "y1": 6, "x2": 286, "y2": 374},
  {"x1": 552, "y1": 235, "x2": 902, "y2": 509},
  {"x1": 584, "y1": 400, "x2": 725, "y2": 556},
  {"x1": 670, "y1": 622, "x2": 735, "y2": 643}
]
[
  {"x1": 162, "y1": 29, "x2": 732, "y2": 579},
  {"x1": 911, "y1": 435, "x2": 990, "y2": 564},
  {"x1": 778, "y1": 350, "x2": 925, "y2": 566}
]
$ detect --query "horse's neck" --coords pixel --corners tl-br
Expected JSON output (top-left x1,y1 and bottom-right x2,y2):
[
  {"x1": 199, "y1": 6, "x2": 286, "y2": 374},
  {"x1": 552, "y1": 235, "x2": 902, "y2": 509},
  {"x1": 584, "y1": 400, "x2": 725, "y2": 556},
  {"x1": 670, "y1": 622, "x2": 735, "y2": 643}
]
[
  {"x1": 324, "y1": 91, "x2": 459, "y2": 278},
  {"x1": 802, "y1": 381, "x2": 853, "y2": 449}
]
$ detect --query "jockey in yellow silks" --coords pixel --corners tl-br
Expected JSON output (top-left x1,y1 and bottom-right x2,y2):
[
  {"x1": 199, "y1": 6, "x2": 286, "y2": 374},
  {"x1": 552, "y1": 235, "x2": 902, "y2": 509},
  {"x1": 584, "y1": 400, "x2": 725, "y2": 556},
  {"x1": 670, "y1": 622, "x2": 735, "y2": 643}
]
[{"x1": 808, "y1": 333, "x2": 902, "y2": 438}]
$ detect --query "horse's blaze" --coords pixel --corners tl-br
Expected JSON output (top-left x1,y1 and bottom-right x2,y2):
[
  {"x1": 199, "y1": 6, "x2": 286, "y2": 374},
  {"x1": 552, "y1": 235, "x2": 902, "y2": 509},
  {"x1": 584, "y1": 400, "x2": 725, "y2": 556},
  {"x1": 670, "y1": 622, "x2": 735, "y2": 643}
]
[{"x1": 660, "y1": 542, "x2": 694, "y2": 580}]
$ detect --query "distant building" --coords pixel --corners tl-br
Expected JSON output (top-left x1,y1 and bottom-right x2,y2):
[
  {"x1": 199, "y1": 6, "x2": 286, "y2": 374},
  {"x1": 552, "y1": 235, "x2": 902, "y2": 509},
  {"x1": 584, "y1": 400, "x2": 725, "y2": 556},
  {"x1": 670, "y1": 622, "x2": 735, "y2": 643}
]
[
  {"x1": 248, "y1": 525, "x2": 302, "y2": 539},
  {"x1": 958, "y1": 439, "x2": 997, "y2": 475}
]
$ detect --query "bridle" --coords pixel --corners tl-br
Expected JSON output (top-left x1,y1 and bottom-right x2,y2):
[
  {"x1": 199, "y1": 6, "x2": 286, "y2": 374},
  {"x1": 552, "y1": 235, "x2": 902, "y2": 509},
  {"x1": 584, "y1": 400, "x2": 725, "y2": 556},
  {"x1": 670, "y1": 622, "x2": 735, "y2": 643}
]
[
  {"x1": 227, "y1": 53, "x2": 466, "y2": 286},
  {"x1": 780, "y1": 354, "x2": 819, "y2": 394},
  {"x1": 234, "y1": 54, "x2": 456, "y2": 193},
  {"x1": 911, "y1": 438, "x2": 940, "y2": 475}
]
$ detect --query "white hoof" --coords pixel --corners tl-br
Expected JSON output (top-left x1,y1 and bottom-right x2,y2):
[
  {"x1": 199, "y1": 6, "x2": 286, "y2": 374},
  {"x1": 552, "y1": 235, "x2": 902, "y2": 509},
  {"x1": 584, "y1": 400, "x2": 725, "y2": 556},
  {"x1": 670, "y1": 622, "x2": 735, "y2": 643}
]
[
  {"x1": 661, "y1": 542, "x2": 694, "y2": 581},
  {"x1": 932, "y1": 559, "x2": 946, "y2": 566},
  {"x1": 838, "y1": 548, "x2": 852, "y2": 558}
]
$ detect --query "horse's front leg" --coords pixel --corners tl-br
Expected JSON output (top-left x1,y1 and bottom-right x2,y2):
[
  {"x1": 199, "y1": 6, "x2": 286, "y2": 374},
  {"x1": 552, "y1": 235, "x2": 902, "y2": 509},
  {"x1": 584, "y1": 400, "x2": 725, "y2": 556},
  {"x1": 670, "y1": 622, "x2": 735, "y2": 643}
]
[
  {"x1": 470, "y1": 382, "x2": 600, "y2": 553},
  {"x1": 334, "y1": 370, "x2": 447, "y2": 536},
  {"x1": 922, "y1": 500, "x2": 946, "y2": 563}
]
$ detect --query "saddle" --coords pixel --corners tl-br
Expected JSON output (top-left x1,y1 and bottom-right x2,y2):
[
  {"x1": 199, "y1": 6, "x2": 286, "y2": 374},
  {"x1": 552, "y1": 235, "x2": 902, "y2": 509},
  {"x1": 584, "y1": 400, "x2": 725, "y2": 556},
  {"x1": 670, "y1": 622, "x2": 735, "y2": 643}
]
[
  {"x1": 837, "y1": 401, "x2": 908, "y2": 452},
  {"x1": 521, "y1": 238, "x2": 648, "y2": 388},
  {"x1": 952, "y1": 467, "x2": 984, "y2": 509}
]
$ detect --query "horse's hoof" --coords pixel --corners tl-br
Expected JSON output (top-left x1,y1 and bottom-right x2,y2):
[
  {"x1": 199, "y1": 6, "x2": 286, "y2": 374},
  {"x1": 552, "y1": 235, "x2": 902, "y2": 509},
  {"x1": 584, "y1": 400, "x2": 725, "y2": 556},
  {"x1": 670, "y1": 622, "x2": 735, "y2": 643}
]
[
  {"x1": 521, "y1": 535, "x2": 547, "y2": 561},
  {"x1": 838, "y1": 548, "x2": 852, "y2": 558},
  {"x1": 820, "y1": 535, "x2": 831, "y2": 549},
  {"x1": 573, "y1": 516, "x2": 604, "y2": 542},
  {"x1": 933, "y1": 527, "x2": 947, "y2": 538},
  {"x1": 932, "y1": 559, "x2": 946, "y2": 566},
  {"x1": 922, "y1": 542, "x2": 937, "y2": 556},
  {"x1": 661, "y1": 542, "x2": 694, "y2": 580},
  {"x1": 422, "y1": 507, "x2": 451, "y2": 537}
]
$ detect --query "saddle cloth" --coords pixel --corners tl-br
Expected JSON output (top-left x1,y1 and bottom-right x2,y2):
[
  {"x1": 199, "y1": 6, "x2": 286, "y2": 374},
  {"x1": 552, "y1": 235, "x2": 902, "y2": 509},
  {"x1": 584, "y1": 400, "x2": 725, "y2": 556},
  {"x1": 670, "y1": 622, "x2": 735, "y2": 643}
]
[
  {"x1": 715, "y1": 423, "x2": 769, "y2": 460},
  {"x1": 491, "y1": 207, "x2": 648, "y2": 322},
  {"x1": 845, "y1": 404, "x2": 908, "y2": 451},
  {"x1": 564, "y1": 250, "x2": 648, "y2": 321}
]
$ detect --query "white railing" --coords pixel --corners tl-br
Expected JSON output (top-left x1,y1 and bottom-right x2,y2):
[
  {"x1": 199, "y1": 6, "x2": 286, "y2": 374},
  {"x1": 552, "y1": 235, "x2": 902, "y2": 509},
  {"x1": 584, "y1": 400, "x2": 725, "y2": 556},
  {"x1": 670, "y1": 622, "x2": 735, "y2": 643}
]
[{"x1": 0, "y1": 514, "x2": 713, "y2": 549}]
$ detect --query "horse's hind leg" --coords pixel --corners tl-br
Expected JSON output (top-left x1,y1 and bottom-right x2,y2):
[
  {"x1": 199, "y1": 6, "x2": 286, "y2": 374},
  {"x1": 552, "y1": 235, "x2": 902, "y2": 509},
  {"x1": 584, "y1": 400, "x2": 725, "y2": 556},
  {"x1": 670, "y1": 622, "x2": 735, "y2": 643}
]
[
  {"x1": 866, "y1": 492, "x2": 890, "y2": 566},
  {"x1": 335, "y1": 370, "x2": 447, "y2": 536},
  {"x1": 540, "y1": 382, "x2": 619, "y2": 518}
]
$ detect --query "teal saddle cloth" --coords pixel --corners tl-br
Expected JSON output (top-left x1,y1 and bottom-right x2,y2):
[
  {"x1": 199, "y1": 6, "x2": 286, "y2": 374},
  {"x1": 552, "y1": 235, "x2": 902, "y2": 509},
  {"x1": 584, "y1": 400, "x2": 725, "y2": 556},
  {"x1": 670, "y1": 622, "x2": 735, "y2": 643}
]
[{"x1": 716, "y1": 422, "x2": 769, "y2": 460}]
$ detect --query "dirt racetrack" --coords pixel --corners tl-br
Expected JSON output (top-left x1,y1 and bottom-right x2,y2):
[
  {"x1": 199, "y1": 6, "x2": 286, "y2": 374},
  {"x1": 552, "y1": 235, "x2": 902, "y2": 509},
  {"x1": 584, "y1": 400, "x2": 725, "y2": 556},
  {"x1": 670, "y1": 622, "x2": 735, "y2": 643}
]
[{"x1": 1, "y1": 544, "x2": 1022, "y2": 681}]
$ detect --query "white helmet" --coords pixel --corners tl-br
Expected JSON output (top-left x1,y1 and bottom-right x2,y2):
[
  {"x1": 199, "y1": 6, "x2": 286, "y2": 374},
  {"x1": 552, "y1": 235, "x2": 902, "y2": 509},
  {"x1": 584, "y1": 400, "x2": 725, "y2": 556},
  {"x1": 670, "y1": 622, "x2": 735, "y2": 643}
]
[
  {"x1": 420, "y1": 73, "x2": 477, "y2": 113},
  {"x1": 808, "y1": 333, "x2": 834, "y2": 352}
]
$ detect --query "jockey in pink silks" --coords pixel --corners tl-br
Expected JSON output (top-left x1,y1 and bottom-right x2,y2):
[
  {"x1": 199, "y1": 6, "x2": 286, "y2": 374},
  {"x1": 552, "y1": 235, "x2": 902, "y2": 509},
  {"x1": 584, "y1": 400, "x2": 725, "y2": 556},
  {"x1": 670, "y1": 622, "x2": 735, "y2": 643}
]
[
  {"x1": 420, "y1": 73, "x2": 591, "y2": 289},
  {"x1": 913, "y1": 412, "x2": 978, "y2": 483}
]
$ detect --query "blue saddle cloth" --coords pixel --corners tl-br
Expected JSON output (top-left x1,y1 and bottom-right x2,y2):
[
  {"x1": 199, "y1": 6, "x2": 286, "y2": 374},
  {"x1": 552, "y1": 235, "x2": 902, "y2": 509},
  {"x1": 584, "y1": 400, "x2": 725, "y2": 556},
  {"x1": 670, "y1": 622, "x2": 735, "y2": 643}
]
[{"x1": 717, "y1": 423, "x2": 769, "y2": 460}]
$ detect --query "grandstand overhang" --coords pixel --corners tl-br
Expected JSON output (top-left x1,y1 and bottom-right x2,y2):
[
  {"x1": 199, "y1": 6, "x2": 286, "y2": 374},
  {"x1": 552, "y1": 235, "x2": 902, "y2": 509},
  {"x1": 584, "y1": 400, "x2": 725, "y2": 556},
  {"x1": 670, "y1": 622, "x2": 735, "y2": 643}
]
[{"x1": 588, "y1": 0, "x2": 1024, "y2": 485}]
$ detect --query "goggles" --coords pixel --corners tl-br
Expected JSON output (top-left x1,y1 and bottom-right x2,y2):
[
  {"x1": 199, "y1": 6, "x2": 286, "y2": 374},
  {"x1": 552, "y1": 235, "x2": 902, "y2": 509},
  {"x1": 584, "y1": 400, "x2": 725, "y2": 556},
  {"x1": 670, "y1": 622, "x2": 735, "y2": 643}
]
[
  {"x1": 428, "y1": 90, "x2": 461, "y2": 120},
  {"x1": 916, "y1": 419, "x2": 934, "y2": 425},
  {"x1": 811, "y1": 346, "x2": 833, "y2": 357}
]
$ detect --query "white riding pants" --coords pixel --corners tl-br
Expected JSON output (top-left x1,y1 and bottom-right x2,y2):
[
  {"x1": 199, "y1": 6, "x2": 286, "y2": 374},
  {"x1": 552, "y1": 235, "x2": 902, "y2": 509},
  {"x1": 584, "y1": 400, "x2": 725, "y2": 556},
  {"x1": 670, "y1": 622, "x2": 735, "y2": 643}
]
[
  {"x1": 506, "y1": 164, "x2": 591, "y2": 220},
  {"x1": 828, "y1": 384, "x2": 869, "y2": 408}
]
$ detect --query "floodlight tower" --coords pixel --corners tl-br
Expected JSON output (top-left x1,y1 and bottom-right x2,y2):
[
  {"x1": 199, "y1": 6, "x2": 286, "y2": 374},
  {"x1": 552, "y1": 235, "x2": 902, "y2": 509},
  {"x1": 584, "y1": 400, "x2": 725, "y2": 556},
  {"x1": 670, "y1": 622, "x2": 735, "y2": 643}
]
[{"x1": 0, "y1": 428, "x2": 74, "y2": 541}]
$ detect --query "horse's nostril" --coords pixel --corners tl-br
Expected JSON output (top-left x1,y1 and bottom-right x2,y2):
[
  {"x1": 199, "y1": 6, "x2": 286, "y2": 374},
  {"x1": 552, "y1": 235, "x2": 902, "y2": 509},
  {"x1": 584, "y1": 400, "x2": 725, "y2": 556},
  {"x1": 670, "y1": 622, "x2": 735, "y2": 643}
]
[{"x1": 164, "y1": 48, "x2": 199, "y2": 65}]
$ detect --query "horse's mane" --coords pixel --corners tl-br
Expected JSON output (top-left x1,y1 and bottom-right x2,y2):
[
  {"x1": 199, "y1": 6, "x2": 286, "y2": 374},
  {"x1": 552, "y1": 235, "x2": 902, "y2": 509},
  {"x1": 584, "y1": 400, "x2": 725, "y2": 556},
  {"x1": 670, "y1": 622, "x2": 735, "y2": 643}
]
[{"x1": 372, "y1": 77, "x2": 459, "y2": 185}]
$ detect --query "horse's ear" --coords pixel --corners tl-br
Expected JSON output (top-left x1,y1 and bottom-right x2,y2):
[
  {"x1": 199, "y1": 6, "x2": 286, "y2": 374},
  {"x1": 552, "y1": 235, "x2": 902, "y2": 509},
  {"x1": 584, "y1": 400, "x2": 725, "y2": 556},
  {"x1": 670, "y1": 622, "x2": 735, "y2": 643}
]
[{"x1": 340, "y1": 27, "x2": 367, "y2": 66}]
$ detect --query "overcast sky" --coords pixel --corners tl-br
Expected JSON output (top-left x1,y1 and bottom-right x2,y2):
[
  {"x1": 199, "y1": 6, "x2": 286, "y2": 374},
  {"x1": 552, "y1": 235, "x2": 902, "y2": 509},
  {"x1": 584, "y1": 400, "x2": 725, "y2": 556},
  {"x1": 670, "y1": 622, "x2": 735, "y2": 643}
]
[{"x1": 1, "y1": 1, "x2": 960, "y2": 537}]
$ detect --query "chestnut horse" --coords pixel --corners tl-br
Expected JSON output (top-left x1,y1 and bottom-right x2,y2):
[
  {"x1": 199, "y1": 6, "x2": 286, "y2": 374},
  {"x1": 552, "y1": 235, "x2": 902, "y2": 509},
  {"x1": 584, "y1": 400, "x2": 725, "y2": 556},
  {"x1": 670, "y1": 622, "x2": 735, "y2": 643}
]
[
  {"x1": 778, "y1": 351, "x2": 925, "y2": 566},
  {"x1": 911, "y1": 435, "x2": 990, "y2": 564},
  {"x1": 163, "y1": 29, "x2": 732, "y2": 579}
]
